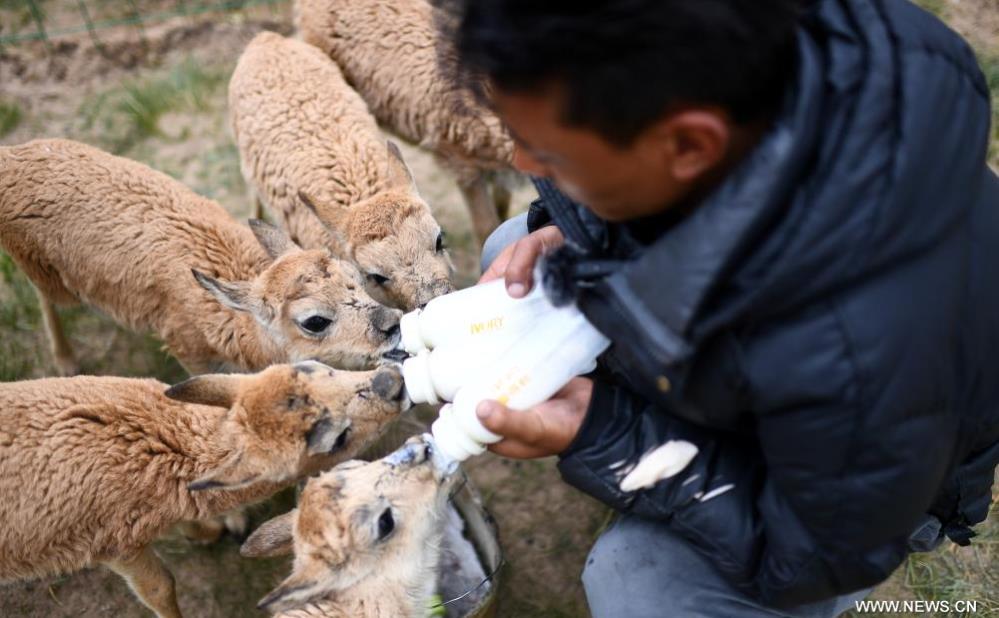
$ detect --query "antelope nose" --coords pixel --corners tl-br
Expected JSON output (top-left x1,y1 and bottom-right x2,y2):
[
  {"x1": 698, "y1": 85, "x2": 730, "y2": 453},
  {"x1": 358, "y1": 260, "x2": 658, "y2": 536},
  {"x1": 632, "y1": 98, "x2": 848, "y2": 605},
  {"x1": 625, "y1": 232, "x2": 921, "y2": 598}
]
[
  {"x1": 382, "y1": 323, "x2": 401, "y2": 342},
  {"x1": 437, "y1": 279, "x2": 455, "y2": 296},
  {"x1": 416, "y1": 442, "x2": 431, "y2": 465},
  {"x1": 381, "y1": 347, "x2": 409, "y2": 363},
  {"x1": 386, "y1": 435, "x2": 429, "y2": 467},
  {"x1": 373, "y1": 307, "x2": 402, "y2": 342},
  {"x1": 372, "y1": 367, "x2": 404, "y2": 401}
]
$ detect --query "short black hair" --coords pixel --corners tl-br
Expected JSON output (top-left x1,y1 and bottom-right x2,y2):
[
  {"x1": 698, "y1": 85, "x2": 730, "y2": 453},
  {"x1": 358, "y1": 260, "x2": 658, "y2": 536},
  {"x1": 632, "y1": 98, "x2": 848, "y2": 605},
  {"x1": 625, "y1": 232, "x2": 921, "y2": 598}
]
[{"x1": 436, "y1": 0, "x2": 802, "y2": 145}]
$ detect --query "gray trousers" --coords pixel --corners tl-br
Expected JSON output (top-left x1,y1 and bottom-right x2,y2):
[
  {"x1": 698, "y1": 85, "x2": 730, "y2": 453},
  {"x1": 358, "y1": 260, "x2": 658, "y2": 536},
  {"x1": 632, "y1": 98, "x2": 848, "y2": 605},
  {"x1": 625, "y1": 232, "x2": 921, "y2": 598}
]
[
  {"x1": 480, "y1": 214, "x2": 941, "y2": 617},
  {"x1": 581, "y1": 514, "x2": 942, "y2": 618}
]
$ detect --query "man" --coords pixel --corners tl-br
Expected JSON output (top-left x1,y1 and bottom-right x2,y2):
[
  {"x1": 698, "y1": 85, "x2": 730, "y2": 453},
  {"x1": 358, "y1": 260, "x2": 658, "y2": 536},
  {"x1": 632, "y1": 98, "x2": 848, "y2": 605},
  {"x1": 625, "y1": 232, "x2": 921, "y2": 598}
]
[{"x1": 437, "y1": 0, "x2": 999, "y2": 616}]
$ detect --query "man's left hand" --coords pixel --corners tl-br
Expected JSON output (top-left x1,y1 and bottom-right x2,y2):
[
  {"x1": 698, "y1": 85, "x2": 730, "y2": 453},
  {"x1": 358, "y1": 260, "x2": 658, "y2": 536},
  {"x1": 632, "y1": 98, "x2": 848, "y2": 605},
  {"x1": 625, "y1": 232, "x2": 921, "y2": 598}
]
[{"x1": 475, "y1": 377, "x2": 593, "y2": 459}]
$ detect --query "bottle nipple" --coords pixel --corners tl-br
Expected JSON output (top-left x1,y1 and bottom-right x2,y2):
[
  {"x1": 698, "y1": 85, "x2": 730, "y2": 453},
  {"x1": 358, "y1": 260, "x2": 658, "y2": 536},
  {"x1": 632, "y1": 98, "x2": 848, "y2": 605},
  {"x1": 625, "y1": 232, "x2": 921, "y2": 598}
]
[{"x1": 399, "y1": 309, "x2": 426, "y2": 354}]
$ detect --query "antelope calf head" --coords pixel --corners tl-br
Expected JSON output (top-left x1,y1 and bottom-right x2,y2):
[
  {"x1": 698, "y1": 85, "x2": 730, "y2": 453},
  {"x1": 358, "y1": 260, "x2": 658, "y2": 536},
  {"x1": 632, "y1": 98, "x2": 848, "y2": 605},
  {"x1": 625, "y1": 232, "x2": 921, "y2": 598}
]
[
  {"x1": 165, "y1": 361, "x2": 410, "y2": 491},
  {"x1": 301, "y1": 142, "x2": 455, "y2": 311},
  {"x1": 242, "y1": 434, "x2": 456, "y2": 614},
  {"x1": 193, "y1": 220, "x2": 402, "y2": 369}
]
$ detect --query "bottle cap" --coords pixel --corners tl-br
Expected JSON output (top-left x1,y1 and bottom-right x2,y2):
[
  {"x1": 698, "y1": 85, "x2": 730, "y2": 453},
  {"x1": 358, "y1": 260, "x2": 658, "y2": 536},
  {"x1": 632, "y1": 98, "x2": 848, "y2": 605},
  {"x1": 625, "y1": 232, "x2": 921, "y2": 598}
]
[
  {"x1": 432, "y1": 417, "x2": 472, "y2": 462},
  {"x1": 399, "y1": 309, "x2": 426, "y2": 354},
  {"x1": 442, "y1": 404, "x2": 486, "y2": 455},
  {"x1": 402, "y1": 351, "x2": 439, "y2": 405},
  {"x1": 431, "y1": 405, "x2": 485, "y2": 462}
]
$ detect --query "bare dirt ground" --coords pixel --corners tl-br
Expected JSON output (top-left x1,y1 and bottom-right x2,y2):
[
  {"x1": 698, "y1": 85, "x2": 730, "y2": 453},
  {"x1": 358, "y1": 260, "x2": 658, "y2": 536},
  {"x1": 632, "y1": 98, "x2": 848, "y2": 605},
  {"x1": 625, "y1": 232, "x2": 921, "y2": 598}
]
[{"x1": 0, "y1": 1, "x2": 995, "y2": 617}]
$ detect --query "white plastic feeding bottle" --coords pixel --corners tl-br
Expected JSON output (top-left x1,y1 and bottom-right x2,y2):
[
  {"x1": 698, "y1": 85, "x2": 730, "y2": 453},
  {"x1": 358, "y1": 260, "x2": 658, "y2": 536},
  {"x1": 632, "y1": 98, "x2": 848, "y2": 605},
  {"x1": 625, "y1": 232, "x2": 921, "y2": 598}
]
[
  {"x1": 431, "y1": 302, "x2": 611, "y2": 463},
  {"x1": 402, "y1": 333, "x2": 520, "y2": 405},
  {"x1": 398, "y1": 277, "x2": 552, "y2": 355}
]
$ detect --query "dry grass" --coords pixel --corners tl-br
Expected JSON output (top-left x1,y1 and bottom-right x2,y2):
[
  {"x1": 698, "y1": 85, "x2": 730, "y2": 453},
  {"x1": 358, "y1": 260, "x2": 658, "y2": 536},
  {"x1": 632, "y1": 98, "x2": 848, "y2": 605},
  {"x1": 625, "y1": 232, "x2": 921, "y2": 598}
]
[{"x1": 914, "y1": 0, "x2": 999, "y2": 170}]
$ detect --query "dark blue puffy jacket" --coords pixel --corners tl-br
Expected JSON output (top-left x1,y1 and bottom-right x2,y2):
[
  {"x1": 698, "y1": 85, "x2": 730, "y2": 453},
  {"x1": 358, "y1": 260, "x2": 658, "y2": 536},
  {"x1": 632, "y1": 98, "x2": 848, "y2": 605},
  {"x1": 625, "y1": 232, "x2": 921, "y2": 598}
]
[{"x1": 533, "y1": 0, "x2": 999, "y2": 607}]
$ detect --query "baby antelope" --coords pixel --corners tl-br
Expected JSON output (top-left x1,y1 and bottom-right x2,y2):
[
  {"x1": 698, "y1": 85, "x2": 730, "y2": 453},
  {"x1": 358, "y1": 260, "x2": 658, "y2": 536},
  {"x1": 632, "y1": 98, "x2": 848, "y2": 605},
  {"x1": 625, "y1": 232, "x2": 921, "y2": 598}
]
[
  {"x1": 0, "y1": 138, "x2": 401, "y2": 375},
  {"x1": 229, "y1": 32, "x2": 454, "y2": 311},
  {"x1": 0, "y1": 361, "x2": 409, "y2": 618},
  {"x1": 242, "y1": 434, "x2": 457, "y2": 618}
]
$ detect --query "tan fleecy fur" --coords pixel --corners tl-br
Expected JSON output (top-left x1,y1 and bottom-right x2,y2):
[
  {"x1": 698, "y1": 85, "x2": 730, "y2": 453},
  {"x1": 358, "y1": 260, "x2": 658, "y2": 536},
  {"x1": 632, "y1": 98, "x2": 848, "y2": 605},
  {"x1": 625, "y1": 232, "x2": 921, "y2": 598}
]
[
  {"x1": 241, "y1": 435, "x2": 456, "y2": 618},
  {"x1": 0, "y1": 361, "x2": 410, "y2": 618},
  {"x1": 295, "y1": 0, "x2": 519, "y2": 244},
  {"x1": 0, "y1": 138, "x2": 402, "y2": 376},
  {"x1": 229, "y1": 32, "x2": 454, "y2": 312}
]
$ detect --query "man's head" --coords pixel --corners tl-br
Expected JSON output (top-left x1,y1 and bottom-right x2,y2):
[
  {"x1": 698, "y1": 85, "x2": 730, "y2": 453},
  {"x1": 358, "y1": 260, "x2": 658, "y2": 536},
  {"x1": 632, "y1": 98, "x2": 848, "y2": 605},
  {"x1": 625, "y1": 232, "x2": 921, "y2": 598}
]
[{"x1": 439, "y1": 0, "x2": 801, "y2": 221}]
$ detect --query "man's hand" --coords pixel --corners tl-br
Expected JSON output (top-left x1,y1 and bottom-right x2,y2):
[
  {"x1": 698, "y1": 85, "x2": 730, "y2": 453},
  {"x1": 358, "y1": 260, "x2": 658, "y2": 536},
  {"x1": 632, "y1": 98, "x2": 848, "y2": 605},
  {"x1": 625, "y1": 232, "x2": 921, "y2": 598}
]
[
  {"x1": 475, "y1": 377, "x2": 593, "y2": 459},
  {"x1": 479, "y1": 225, "x2": 565, "y2": 297}
]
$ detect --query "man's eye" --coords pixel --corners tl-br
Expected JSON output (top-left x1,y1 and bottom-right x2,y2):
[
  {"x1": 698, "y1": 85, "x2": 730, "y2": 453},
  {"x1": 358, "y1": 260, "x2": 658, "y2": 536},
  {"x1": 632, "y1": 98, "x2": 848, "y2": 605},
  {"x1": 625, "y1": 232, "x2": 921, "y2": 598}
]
[
  {"x1": 435, "y1": 231, "x2": 446, "y2": 253},
  {"x1": 301, "y1": 316, "x2": 332, "y2": 334},
  {"x1": 367, "y1": 273, "x2": 390, "y2": 286}
]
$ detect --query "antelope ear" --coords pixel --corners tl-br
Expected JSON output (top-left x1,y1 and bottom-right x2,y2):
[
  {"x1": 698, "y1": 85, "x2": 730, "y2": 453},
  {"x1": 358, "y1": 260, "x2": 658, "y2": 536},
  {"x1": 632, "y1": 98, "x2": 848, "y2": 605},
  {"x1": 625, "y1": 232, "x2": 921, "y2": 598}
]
[
  {"x1": 248, "y1": 219, "x2": 299, "y2": 259},
  {"x1": 165, "y1": 374, "x2": 243, "y2": 408},
  {"x1": 192, "y1": 270, "x2": 260, "y2": 314},
  {"x1": 257, "y1": 561, "x2": 331, "y2": 612},
  {"x1": 187, "y1": 450, "x2": 259, "y2": 492},
  {"x1": 298, "y1": 190, "x2": 350, "y2": 252},
  {"x1": 241, "y1": 510, "x2": 296, "y2": 558},
  {"x1": 385, "y1": 140, "x2": 420, "y2": 196}
]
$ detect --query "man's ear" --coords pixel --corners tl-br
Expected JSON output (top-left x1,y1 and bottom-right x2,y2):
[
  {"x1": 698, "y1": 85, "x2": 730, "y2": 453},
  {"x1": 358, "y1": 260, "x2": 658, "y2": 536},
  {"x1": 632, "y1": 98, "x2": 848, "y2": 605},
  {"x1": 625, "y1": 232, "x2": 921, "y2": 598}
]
[
  {"x1": 241, "y1": 510, "x2": 297, "y2": 558},
  {"x1": 192, "y1": 270, "x2": 261, "y2": 315},
  {"x1": 385, "y1": 141, "x2": 421, "y2": 196},
  {"x1": 187, "y1": 449, "x2": 259, "y2": 492},
  {"x1": 656, "y1": 109, "x2": 730, "y2": 183},
  {"x1": 249, "y1": 219, "x2": 300, "y2": 260},
  {"x1": 165, "y1": 374, "x2": 243, "y2": 408}
]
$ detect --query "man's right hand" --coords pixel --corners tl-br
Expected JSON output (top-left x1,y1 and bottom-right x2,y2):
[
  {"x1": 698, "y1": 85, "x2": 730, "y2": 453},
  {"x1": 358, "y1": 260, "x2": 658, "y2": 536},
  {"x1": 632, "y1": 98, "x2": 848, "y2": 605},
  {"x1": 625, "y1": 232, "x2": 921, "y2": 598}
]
[{"x1": 479, "y1": 225, "x2": 565, "y2": 297}]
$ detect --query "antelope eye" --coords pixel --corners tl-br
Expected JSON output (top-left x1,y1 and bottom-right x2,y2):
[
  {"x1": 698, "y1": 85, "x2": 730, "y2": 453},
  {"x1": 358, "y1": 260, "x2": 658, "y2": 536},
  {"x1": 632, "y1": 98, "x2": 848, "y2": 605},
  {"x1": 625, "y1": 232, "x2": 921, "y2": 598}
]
[
  {"x1": 435, "y1": 231, "x2": 446, "y2": 253},
  {"x1": 377, "y1": 508, "x2": 395, "y2": 541},
  {"x1": 300, "y1": 315, "x2": 332, "y2": 334},
  {"x1": 367, "y1": 273, "x2": 390, "y2": 286}
]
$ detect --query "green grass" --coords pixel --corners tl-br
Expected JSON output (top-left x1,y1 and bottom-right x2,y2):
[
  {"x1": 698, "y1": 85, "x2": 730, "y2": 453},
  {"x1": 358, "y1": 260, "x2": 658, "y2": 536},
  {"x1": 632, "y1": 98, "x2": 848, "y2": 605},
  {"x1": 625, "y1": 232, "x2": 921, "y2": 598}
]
[
  {"x1": 0, "y1": 251, "x2": 186, "y2": 382},
  {"x1": 0, "y1": 253, "x2": 40, "y2": 329},
  {"x1": 0, "y1": 347, "x2": 32, "y2": 382},
  {"x1": 79, "y1": 57, "x2": 229, "y2": 152},
  {"x1": 0, "y1": 0, "x2": 46, "y2": 32},
  {"x1": 979, "y1": 50, "x2": 999, "y2": 167},
  {"x1": 900, "y1": 501, "x2": 999, "y2": 616},
  {"x1": 0, "y1": 101, "x2": 22, "y2": 138},
  {"x1": 0, "y1": 253, "x2": 38, "y2": 382},
  {"x1": 843, "y1": 495, "x2": 999, "y2": 618},
  {"x1": 912, "y1": 0, "x2": 947, "y2": 17},
  {"x1": 194, "y1": 142, "x2": 247, "y2": 201},
  {"x1": 911, "y1": 0, "x2": 998, "y2": 168}
]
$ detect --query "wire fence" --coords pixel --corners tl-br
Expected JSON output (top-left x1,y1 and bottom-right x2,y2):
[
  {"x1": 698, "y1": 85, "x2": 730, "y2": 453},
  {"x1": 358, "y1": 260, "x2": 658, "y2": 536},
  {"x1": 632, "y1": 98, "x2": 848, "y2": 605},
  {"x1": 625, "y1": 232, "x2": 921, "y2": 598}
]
[{"x1": 0, "y1": 0, "x2": 287, "y2": 49}]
